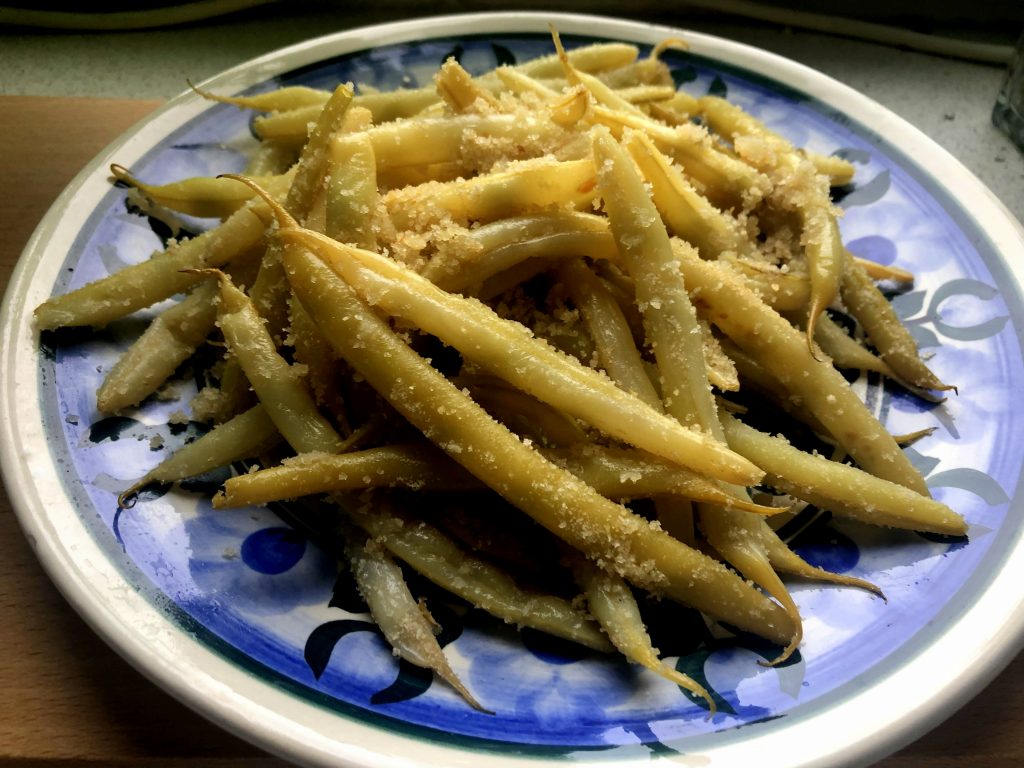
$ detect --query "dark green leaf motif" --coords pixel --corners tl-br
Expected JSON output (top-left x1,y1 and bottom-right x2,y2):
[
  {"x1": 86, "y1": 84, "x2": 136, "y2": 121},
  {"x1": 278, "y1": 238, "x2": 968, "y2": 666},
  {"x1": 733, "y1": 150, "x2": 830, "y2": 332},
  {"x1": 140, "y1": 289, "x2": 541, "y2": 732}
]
[
  {"x1": 440, "y1": 44, "x2": 464, "y2": 66},
  {"x1": 836, "y1": 170, "x2": 891, "y2": 208},
  {"x1": 370, "y1": 660, "x2": 434, "y2": 706},
  {"x1": 676, "y1": 639, "x2": 802, "y2": 716},
  {"x1": 834, "y1": 148, "x2": 872, "y2": 164},
  {"x1": 929, "y1": 280, "x2": 1009, "y2": 342},
  {"x1": 908, "y1": 325, "x2": 941, "y2": 349},
  {"x1": 491, "y1": 43, "x2": 516, "y2": 67},
  {"x1": 621, "y1": 722, "x2": 684, "y2": 756},
  {"x1": 829, "y1": 147, "x2": 886, "y2": 205},
  {"x1": 890, "y1": 290, "x2": 926, "y2": 319},
  {"x1": 671, "y1": 65, "x2": 699, "y2": 86},
  {"x1": 302, "y1": 562, "x2": 468, "y2": 706},
  {"x1": 894, "y1": 279, "x2": 1007, "y2": 345},
  {"x1": 88, "y1": 415, "x2": 144, "y2": 444},
  {"x1": 304, "y1": 619, "x2": 379, "y2": 681},
  {"x1": 123, "y1": 194, "x2": 198, "y2": 249},
  {"x1": 904, "y1": 446, "x2": 941, "y2": 477}
]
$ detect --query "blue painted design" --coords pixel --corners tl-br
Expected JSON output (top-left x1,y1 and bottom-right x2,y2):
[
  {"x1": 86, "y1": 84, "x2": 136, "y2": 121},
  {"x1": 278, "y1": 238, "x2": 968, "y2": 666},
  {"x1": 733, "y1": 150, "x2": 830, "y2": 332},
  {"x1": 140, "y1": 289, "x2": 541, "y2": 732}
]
[
  {"x1": 846, "y1": 235, "x2": 898, "y2": 266},
  {"x1": 241, "y1": 527, "x2": 307, "y2": 575},
  {"x1": 622, "y1": 722, "x2": 685, "y2": 756},
  {"x1": 111, "y1": 503, "x2": 128, "y2": 552},
  {"x1": 671, "y1": 64, "x2": 699, "y2": 85},
  {"x1": 35, "y1": 30, "x2": 1024, "y2": 756},
  {"x1": 305, "y1": 619, "x2": 379, "y2": 680},
  {"x1": 490, "y1": 43, "x2": 516, "y2": 67},
  {"x1": 371, "y1": 658, "x2": 434, "y2": 706},
  {"x1": 791, "y1": 522, "x2": 860, "y2": 574},
  {"x1": 181, "y1": 506, "x2": 337, "y2": 619},
  {"x1": 707, "y1": 74, "x2": 728, "y2": 97},
  {"x1": 929, "y1": 468, "x2": 1011, "y2": 505},
  {"x1": 837, "y1": 169, "x2": 891, "y2": 208},
  {"x1": 522, "y1": 628, "x2": 590, "y2": 666}
]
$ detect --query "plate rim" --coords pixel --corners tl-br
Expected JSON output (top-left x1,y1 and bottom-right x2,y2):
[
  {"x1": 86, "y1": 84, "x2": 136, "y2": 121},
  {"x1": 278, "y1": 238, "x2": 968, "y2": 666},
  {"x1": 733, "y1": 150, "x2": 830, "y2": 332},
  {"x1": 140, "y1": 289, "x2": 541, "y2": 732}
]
[{"x1": 3, "y1": 11, "x2": 1024, "y2": 768}]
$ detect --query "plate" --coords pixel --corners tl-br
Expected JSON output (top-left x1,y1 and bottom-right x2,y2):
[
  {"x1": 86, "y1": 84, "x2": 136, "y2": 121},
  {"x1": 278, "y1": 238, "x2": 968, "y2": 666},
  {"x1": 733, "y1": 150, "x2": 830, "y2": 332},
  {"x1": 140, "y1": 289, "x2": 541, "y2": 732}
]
[{"x1": 3, "y1": 12, "x2": 1024, "y2": 768}]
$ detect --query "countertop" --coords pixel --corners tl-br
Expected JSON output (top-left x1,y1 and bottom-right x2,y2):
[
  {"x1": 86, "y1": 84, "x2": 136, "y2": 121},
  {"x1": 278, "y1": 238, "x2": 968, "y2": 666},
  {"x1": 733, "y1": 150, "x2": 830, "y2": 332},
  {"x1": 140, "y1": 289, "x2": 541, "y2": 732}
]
[{"x1": 2, "y1": 6, "x2": 1023, "y2": 766}]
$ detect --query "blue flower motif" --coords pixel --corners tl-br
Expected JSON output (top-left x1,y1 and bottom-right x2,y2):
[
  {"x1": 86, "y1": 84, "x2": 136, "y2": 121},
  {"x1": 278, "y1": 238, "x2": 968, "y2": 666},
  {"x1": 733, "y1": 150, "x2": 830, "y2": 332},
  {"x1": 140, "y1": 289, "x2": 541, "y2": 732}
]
[
  {"x1": 184, "y1": 505, "x2": 337, "y2": 617},
  {"x1": 241, "y1": 526, "x2": 307, "y2": 574},
  {"x1": 460, "y1": 625, "x2": 637, "y2": 736}
]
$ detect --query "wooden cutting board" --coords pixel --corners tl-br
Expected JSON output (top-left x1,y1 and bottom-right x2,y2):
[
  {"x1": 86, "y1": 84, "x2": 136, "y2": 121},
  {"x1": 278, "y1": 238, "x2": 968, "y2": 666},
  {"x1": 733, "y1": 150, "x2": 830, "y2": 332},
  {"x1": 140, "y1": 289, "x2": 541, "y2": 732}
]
[{"x1": 0, "y1": 94, "x2": 1021, "y2": 767}]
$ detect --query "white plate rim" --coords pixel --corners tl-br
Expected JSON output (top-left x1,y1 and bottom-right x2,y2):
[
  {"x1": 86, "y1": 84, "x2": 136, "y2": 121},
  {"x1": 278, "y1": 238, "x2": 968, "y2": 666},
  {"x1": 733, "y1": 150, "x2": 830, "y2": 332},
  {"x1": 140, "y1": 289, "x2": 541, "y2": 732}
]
[{"x1": 3, "y1": 11, "x2": 1024, "y2": 768}]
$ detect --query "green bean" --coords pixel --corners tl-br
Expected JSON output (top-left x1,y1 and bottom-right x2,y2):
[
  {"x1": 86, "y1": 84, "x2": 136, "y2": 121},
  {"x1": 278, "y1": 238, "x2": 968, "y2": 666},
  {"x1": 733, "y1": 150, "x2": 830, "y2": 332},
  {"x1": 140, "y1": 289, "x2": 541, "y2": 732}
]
[
  {"x1": 840, "y1": 250, "x2": 952, "y2": 392},
  {"x1": 698, "y1": 504, "x2": 805, "y2": 663},
  {"x1": 475, "y1": 256, "x2": 557, "y2": 302},
  {"x1": 459, "y1": 380, "x2": 590, "y2": 448},
  {"x1": 551, "y1": 28, "x2": 643, "y2": 116},
  {"x1": 722, "y1": 340, "x2": 830, "y2": 435},
  {"x1": 699, "y1": 95, "x2": 842, "y2": 353},
  {"x1": 808, "y1": 312, "x2": 892, "y2": 375},
  {"x1": 624, "y1": 132, "x2": 749, "y2": 259},
  {"x1": 119, "y1": 404, "x2": 281, "y2": 505},
  {"x1": 720, "y1": 412, "x2": 966, "y2": 535},
  {"x1": 34, "y1": 201, "x2": 270, "y2": 330},
  {"x1": 853, "y1": 256, "x2": 913, "y2": 284},
  {"x1": 679, "y1": 246, "x2": 929, "y2": 495},
  {"x1": 570, "y1": 554, "x2": 714, "y2": 712},
  {"x1": 614, "y1": 84, "x2": 677, "y2": 104},
  {"x1": 212, "y1": 270, "x2": 344, "y2": 455},
  {"x1": 718, "y1": 255, "x2": 811, "y2": 312},
  {"x1": 216, "y1": 444, "x2": 480, "y2": 506},
  {"x1": 325, "y1": 133, "x2": 378, "y2": 248},
  {"x1": 278, "y1": 237, "x2": 792, "y2": 643},
  {"x1": 253, "y1": 104, "x2": 327, "y2": 145},
  {"x1": 436, "y1": 57, "x2": 500, "y2": 113},
  {"x1": 246, "y1": 84, "x2": 354, "y2": 342},
  {"x1": 593, "y1": 128, "x2": 720, "y2": 433},
  {"x1": 216, "y1": 442, "x2": 779, "y2": 515},
  {"x1": 646, "y1": 92, "x2": 700, "y2": 126},
  {"x1": 804, "y1": 212, "x2": 843, "y2": 358},
  {"x1": 809, "y1": 314, "x2": 944, "y2": 404},
  {"x1": 551, "y1": 445, "x2": 778, "y2": 513},
  {"x1": 493, "y1": 67, "x2": 562, "y2": 99},
  {"x1": 243, "y1": 138, "x2": 297, "y2": 176},
  {"x1": 516, "y1": 41, "x2": 638, "y2": 78},
  {"x1": 110, "y1": 165, "x2": 286, "y2": 219},
  {"x1": 558, "y1": 259, "x2": 661, "y2": 409},
  {"x1": 97, "y1": 278, "x2": 219, "y2": 414},
  {"x1": 192, "y1": 82, "x2": 331, "y2": 112},
  {"x1": 349, "y1": 498, "x2": 614, "y2": 652},
  {"x1": 288, "y1": 294, "x2": 350, "y2": 434},
  {"x1": 383, "y1": 157, "x2": 598, "y2": 231},
  {"x1": 282, "y1": 227, "x2": 763, "y2": 486},
  {"x1": 423, "y1": 213, "x2": 617, "y2": 293},
  {"x1": 589, "y1": 105, "x2": 770, "y2": 211},
  {"x1": 253, "y1": 42, "x2": 639, "y2": 142},
  {"x1": 342, "y1": 520, "x2": 488, "y2": 711},
  {"x1": 807, "y1": 152, "x2": 856, "y2": 186}
]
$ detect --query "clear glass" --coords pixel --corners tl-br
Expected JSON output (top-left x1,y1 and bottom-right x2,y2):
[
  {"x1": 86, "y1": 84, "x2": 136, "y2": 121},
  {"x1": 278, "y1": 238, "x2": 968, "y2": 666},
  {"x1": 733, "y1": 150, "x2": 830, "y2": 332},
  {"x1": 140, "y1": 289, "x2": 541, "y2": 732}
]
[{"x1": 993, "y1": 31, "x2": 1024, "y2": 149}]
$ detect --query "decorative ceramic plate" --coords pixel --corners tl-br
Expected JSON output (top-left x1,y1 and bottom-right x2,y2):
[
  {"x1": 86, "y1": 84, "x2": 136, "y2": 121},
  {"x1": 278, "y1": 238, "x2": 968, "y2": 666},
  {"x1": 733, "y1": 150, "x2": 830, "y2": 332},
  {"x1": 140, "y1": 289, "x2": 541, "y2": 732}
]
[{"x1": 3, "y1": 12, "x2": 1024, "y2": 768}]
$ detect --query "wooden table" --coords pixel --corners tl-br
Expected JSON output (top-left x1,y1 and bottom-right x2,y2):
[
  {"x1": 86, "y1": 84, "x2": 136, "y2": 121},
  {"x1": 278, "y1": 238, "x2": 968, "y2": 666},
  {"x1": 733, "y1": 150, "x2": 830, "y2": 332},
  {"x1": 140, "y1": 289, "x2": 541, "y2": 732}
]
[{"x1": 1, "y1": 95, "x2": 1022, "y2": 767}]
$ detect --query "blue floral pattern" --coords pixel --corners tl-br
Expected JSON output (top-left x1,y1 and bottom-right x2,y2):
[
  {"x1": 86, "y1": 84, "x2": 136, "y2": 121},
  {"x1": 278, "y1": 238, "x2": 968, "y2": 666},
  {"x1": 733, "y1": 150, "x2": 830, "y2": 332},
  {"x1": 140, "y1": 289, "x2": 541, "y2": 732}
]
[{"x1": 36, "y1": 32, "x2": 1024, "y2": 755}]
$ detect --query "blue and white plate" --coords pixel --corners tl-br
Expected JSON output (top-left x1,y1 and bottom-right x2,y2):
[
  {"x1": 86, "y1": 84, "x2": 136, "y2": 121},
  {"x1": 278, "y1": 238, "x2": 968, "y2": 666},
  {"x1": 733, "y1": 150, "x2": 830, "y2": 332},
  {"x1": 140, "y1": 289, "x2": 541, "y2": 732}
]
[{"x1": 3, "y1": 12, "x2": 1024, "y2": 768}]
